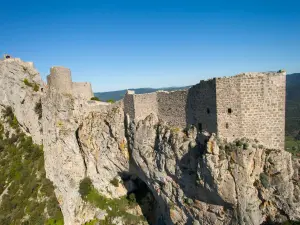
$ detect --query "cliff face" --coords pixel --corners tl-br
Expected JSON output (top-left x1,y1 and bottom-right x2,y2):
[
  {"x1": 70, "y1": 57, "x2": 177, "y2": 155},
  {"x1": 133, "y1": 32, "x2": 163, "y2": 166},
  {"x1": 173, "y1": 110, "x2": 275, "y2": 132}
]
[{"x1": 0, "y1": 58, "x2": 299, "y2": 225}]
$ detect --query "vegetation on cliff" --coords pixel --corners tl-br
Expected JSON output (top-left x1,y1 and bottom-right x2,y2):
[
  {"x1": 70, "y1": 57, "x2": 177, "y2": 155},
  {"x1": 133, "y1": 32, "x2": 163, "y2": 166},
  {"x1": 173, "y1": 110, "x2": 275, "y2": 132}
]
[
  {"x1": 79, "y1": 177, "x2": 146, "y2": 225},
  {"x1": 0, "y1": 107, "x2": 63, "y2": 225}
]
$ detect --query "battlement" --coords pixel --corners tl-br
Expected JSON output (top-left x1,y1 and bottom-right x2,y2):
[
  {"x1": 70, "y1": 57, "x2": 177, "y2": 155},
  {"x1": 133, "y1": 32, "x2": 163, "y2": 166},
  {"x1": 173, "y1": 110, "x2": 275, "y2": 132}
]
[
  {"x1": 47, "y1": 66, "x2": 93, "y2": 100},
  {"x1": 123, "y1": 71, "x2": 286, "y2": 149}
]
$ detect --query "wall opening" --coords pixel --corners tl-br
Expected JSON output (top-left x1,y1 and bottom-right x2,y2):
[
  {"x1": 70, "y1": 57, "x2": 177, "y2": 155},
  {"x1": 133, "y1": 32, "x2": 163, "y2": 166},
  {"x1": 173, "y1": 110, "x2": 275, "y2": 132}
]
[
  {"x1": 207, "y1": 108, "x2": 210, "y2": 114},
  {"x1": 198, "y1": 123, "x2": 202, "y2": 132},
  {"x1": 228, "y1": 108, "x2": 232, "y2": 114},
  {"x1": 226, "y1": 123, "x2": 229, "y2": 129},
  {"x1": 41, "y1": 88, "x2": 43, "y2": 92}
]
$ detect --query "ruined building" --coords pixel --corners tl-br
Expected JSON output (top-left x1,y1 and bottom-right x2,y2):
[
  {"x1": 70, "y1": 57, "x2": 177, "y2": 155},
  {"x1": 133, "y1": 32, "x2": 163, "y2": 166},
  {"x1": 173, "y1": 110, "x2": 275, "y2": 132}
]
[
  {"x1": 47, "y1": 66, "x2": 93, "y2": 101},
  {"x1": 47, "y1": 66, "x2": 286, "y2": 150}
]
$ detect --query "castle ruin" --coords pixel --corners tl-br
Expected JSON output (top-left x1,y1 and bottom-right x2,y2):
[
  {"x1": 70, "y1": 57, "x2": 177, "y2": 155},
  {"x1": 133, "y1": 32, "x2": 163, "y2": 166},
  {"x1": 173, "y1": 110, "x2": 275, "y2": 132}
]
[
  {"x1": 47, "y1": 65, "x2": 286, "y2": 150},
  {"x1": 47, "y1": 66, "x2": 93, "y2": 101}
]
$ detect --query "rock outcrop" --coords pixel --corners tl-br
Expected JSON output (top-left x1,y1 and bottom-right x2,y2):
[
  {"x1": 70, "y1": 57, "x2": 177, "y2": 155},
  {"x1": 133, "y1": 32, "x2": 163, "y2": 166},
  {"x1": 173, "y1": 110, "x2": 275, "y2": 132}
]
[{"x1": 0, "y1": 58, "x2": 299, "y2": 225}]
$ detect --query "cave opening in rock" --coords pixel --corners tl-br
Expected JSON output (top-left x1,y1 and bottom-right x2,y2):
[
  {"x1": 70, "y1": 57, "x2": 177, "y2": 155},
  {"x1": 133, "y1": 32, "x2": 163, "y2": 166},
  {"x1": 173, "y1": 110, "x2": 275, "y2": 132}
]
[{"x1": 120, "y1": 173, "x2": 158, "y2": 224}]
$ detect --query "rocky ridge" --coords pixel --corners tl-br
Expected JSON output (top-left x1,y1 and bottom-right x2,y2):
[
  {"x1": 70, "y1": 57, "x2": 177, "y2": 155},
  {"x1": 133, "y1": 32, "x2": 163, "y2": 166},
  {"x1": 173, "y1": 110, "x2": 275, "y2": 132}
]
[{"x1": 0, "y1": 58, "x2": 299, "y2": 225}]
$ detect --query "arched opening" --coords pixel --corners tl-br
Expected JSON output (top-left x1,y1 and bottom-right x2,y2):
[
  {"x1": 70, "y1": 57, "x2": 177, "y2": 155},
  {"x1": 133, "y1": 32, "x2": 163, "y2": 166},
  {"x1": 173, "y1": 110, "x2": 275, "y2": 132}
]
[
  {"x1": 5, "y1": 55, "x2": 10, "y2": 59},
  {"x1": 41, "y1": 88, "x2": 44, "y2": 92},
  {"x1": 120, "y1": 173, "x2": 158, "y2": 224},
  {"x1": 228, "y1": 108, "x2": 232, "y2": 114},
  {"x1": 226, "y1": 123, "x2": 229, "y2": 129}
]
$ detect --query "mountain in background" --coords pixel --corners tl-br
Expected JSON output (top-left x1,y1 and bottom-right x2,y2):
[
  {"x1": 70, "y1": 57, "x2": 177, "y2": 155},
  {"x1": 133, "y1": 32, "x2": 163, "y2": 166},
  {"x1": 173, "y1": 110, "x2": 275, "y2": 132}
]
[
  {"x1": 95, "y1": 73, "x2": 300, "y2": 140},
  {"x1": 286, "y1": 73, "x2": 300, "y2": 139},
  {"x1": 94, "y1": 86, "x2": 190, "y2": 102}
]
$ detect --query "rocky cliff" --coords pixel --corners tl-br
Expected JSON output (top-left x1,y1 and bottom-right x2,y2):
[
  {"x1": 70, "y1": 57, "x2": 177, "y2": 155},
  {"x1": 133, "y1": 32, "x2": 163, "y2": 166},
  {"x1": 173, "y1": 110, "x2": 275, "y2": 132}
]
[{"x1": 0, "y1": 58, "x2": 299, "y2": 225}]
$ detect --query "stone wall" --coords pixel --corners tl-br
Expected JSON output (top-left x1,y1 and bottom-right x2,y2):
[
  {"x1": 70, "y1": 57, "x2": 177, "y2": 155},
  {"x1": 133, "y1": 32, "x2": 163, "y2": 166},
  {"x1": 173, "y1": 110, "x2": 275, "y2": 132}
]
[
  {"x1": 216, "y1": 76, "x2": 243, "y2": 141},
  {"x1": 133, "y1": 92, "x2": 158, "y2": 121},
  {"x1": 157, "y1": 90, "x2": 188, "y2": 127},
  {"x1": 186, "y1": 79, "x2": 217, "y2": 134},
  {"x1": 123, "y1": 91, "x2": 135, "y2": 121},
  {"x1": 47, "y1": 67, "x2": 72, "y2": 94},
  {"x1": 72, "y1": 82, "x2": 93, "y2": 100},
  {"x1": 216, "y1": 72, "x2": 286, "y2": 149}
]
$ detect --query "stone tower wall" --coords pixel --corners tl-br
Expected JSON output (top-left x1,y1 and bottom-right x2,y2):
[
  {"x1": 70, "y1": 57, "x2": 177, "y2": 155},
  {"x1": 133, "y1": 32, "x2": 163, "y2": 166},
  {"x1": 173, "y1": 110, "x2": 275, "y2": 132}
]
[
  {"x1": 157, "y1": 90, "x2": 188, "y2": 127},
  {"x1": 123, "y1": 91, "x2": 135, "y2": 121},
  {"x1": 186, "y1": 79, "x2": 217, "y2": 133},
  {"x1": 133, "y1": 92, "x2": 158, "y2": 121},
  {"x1": 216, "y1": 76, "x2": 243, "y2": 141},
  {"x1": 216, "y1": 72, "x2": 286, "y2": 149},
  {"x1": 47, "y1": 67, "x2": 72, "y2": 94},
  {"x1": 72, "y1": 82, "x2": 93, "y2": 100}
]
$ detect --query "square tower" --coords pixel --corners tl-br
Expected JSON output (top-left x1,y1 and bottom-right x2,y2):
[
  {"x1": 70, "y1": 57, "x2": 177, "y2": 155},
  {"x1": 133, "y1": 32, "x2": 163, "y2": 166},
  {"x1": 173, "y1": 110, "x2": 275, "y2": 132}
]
[
  {"x1": 187, "y1": 71, "x2": 286, "y2": 150},
  {"x1": 216, "y1": 72, "x2": 286, "y2": 149}
]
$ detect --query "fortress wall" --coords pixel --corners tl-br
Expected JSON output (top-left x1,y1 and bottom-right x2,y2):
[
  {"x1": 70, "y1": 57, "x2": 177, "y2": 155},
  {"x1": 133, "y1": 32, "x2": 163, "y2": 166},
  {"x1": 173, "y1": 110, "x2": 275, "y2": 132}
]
[
  {"x1": 186, "y1": 79, "x2": 217, "y2": 134},
  {"x1": 239, "y1": 72, "x2": 286, "y2": 149},
  {"x1": 157, "y1": 90, "x2": 188, "y2": 127},
  {"x1": 123, "y1": 91, "x2": 135, "y2": 121},
  {"x1": 47, "y1": 67, "x2": 72, "y2": 94},
  {"x1": 72, "y1": 82, "x2": 93, "y2": 100},
  {"x1": 216, "y1": 76, "x2": 243, "y2": 142},
  {"x1": 133, "y1": 92, "x2": 158, "y2": 121}
]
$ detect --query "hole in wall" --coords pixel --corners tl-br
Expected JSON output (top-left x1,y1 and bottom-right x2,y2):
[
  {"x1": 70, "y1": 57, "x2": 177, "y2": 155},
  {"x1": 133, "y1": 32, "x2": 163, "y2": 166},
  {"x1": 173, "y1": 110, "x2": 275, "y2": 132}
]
[
  {"x1": 198, "y1": 123, "x2": 202, "y2": 132},
  {"x1": 226, "y1": 123, "x2": 229, "y2": 129},
  {"x1": 41, "y1": 88, "x2": 43, "y2": 92},
  {"x1": 207, "y1": 108, "x2": 210, "y2": 114},
  {"x1": 228, "y1": 108, "x2": 232, "y2": 114}
]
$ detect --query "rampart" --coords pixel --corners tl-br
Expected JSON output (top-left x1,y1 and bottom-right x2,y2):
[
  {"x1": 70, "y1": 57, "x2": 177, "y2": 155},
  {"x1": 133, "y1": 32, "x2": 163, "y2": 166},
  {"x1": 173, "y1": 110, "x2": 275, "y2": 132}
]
[
  {"x1": 72, "y1": 82, "x2": 93, "y2": 100},
  {"x1": 123, "y1": 71, "x2": 286, "y2": 149},
  {"x1": 157, "y1": 90, "x2": 188, "y2": 127}
]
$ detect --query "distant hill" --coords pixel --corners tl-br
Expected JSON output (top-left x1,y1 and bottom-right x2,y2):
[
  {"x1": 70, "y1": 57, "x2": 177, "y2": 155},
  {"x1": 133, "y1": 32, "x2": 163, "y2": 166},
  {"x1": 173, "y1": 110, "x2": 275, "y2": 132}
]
[
  {"x1": 94, "y1": 86, "x2": 190, "y2": 102},
  {"x1": 286, "y1": 73, "x2": 300, "y2": 138},
  {"x1": 95, "y1": 73, "x2": 300, "y2": 139}
]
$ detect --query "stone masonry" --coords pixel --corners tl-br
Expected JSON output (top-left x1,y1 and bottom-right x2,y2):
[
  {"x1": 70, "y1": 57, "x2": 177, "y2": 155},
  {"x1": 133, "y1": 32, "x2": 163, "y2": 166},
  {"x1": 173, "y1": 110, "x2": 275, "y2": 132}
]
[
  {"x1": 46, "y1": 66, "x2": 286, "y2": 150},
  {"x1": 47, "y1": 66, "x2": 93, "y2": 100},
  {"x1": 124, "y1": 71, "x2": 286, "y2": 150}
]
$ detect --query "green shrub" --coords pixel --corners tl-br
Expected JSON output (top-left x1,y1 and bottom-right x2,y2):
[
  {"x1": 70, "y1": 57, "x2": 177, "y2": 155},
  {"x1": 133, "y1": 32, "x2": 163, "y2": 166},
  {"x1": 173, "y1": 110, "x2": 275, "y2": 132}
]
[
  {"x1": 110, "y1": 177, "x2": 119, "y2": 187},
  {"x1": 0, "y1": 121, "x2": 63, "y2": 224},
  {"x1": 23, "y1": 78, "x2": 32, "y2": 87},
  {"x1": 235, "y1": 140, "x2": 243, "y2": 147},
  {"x1": 79, "y1": 177, "x2": 144, "y2": 224},
  {"x1": 107, "y1": 99, "x2": 115, "y2": 103},
  {"x1": 243, "y1": 143, "x2": 249, "y2": 150},
  {"x1": 79, "y1": 177, "x2": 93, "y2": 198},
  {"x1": 33, "y1": 83, "x2": 40, "y2": 92},
  {"x1": 91, "y1": 97, "x2": 100, "y2": 101},
  {"x1": 23, "y1": 78, "x2": 40, "y2": 92},
  {"x1": 260, "y1": 173, "x2": 269, "y2": 188},
  {"x1": 128, "y1": 193, "x2": 136, "y2": 204}
]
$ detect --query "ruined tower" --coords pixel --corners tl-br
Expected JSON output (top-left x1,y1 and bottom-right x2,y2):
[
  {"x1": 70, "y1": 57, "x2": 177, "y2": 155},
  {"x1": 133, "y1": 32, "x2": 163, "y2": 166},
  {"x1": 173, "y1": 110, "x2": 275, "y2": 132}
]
[
  {"x1": 47, "y1": 66, "x2": 94, "y2": 100},
  {"x1": 187, "y1": 71, "x2": 286, "y2": 149},
  {"x1": 47, "y1": 67, "x2": 72, "y2": 94}
]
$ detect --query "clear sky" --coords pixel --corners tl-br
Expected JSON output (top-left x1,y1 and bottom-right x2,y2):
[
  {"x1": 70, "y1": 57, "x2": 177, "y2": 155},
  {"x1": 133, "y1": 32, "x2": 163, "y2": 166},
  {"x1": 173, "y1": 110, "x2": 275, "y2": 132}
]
[{"x1": 1, "y1": 0, "x2": 299, "y2": 92}]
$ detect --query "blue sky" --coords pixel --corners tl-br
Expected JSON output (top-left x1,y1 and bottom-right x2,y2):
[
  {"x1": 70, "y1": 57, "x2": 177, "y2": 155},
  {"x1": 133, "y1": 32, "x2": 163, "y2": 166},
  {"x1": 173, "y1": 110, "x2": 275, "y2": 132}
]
[{"x1": 1, "y1": 0, "x2": 300, "y2": 92}]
